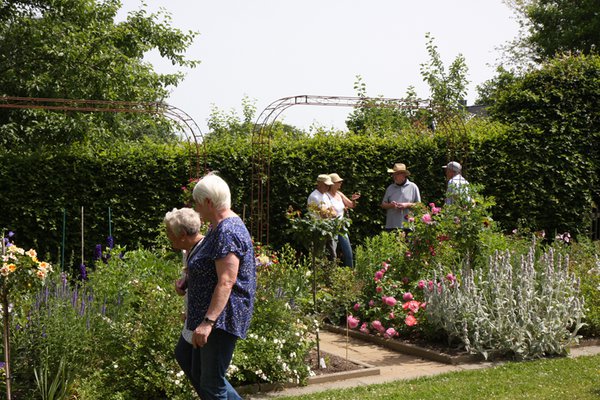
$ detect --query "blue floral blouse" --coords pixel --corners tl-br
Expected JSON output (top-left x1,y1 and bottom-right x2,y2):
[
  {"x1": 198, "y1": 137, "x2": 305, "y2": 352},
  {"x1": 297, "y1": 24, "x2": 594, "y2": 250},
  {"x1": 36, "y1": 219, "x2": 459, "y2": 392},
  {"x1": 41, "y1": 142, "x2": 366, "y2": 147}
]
[{"x1": 186, "y1": 216, "x2": 256, "y2": 339}]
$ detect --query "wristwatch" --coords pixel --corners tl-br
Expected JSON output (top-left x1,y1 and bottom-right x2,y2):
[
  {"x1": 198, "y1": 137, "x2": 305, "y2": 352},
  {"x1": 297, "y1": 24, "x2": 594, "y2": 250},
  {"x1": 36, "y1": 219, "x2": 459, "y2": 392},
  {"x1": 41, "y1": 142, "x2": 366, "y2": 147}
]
[{"x1": 203, "y1": 317, "x2": 216, "y2": 326}]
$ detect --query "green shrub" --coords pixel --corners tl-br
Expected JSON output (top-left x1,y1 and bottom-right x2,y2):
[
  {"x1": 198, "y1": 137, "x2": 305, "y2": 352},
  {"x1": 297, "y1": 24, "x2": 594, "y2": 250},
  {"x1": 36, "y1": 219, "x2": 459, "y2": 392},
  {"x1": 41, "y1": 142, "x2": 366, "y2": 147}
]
[{"x1": 566, "y1": 239, "x2": 600, "y2": 336}]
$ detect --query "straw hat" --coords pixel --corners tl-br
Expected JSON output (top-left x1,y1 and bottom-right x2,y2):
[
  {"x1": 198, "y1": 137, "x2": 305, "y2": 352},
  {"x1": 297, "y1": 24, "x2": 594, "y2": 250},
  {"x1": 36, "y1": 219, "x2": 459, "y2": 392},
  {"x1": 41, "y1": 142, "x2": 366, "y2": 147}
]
[{"x1": 387, "y1": 163, "x2": 411, "y2": 175}]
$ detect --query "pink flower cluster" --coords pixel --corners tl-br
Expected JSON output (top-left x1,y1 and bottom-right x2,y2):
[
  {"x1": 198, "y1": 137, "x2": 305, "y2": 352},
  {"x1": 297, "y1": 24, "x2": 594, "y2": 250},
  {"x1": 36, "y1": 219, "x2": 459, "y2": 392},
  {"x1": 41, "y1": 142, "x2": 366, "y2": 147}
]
[{"x1": 429, "y1": 202, "x2": 442, "y2": 215}]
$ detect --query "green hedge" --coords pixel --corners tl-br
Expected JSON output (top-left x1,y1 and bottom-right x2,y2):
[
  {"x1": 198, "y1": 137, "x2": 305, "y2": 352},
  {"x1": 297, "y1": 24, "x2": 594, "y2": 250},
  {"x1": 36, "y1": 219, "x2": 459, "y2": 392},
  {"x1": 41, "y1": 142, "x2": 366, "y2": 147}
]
[
  {"x1": 0, "y1": 141, "x2": 190, "y2": 269},
  {"x1": 1, "y1": 115, "x2": 597, "y2": 268}
]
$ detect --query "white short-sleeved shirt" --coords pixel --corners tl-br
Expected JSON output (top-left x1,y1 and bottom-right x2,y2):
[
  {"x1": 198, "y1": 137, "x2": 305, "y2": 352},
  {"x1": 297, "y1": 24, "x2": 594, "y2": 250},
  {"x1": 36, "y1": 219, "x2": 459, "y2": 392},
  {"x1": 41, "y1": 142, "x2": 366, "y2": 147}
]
[
  {"x1": 446, "y1": 175, "x2": 470, "y2": 205},
  {"x1": 307, "y1": 189, "x2": 332, "y2": 208}
]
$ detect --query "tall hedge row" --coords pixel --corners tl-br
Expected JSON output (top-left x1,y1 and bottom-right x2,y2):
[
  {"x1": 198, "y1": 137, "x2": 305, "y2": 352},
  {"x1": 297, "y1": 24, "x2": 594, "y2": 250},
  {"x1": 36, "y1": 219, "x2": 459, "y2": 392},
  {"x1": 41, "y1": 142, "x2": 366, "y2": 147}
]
[
  {"x1": 0, "y1": 141, "x2": 190, "y2": 269},
  {"x1": 1, "y1": 113, "x2": 597, "y2": 271}
]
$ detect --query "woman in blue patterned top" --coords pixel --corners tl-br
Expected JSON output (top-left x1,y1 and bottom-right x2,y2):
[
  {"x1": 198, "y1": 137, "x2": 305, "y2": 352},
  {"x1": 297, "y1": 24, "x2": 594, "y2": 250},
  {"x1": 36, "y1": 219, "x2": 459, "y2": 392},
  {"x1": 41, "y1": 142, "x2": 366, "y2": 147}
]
[{"x1": 187, "y1": 173, "x2": 256, "y2": 400}]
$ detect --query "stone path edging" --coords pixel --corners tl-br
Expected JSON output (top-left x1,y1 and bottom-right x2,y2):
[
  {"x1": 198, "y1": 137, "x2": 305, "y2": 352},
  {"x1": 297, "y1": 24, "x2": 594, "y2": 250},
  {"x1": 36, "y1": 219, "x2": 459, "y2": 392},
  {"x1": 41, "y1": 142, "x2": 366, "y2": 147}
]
[{"x1": 323, "y1": 324, "x2": 482, "y2": 365}]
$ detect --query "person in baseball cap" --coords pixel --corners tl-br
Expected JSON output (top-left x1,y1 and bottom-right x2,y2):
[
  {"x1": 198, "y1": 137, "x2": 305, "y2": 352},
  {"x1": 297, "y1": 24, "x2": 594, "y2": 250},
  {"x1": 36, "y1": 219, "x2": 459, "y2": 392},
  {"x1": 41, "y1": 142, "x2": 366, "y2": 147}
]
[{"x1": 443, "y1": 161, "x2": 470, "y2": 205}]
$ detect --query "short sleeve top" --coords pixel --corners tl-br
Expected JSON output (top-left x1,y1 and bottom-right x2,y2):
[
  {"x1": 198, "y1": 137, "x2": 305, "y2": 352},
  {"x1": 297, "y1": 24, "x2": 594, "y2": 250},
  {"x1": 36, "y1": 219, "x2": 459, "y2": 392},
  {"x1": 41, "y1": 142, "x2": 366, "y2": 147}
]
[
  {"x1": 382, "y1": 179, "x2": 421, "y2": 229},
  {"x1": 186, "y1": 216, "x2": 256, "y2": 339}
]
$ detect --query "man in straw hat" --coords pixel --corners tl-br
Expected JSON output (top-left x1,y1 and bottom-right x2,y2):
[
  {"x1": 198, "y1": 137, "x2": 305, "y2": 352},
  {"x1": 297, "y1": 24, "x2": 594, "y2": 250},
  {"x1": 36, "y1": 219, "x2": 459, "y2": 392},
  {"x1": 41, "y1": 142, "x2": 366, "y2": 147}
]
[
  {"x1": 307, "y1": 174, "x2": 334, "y2": 209},
  {"x1": 381, "y1": 163, "x2": 421, "y2": 232}
]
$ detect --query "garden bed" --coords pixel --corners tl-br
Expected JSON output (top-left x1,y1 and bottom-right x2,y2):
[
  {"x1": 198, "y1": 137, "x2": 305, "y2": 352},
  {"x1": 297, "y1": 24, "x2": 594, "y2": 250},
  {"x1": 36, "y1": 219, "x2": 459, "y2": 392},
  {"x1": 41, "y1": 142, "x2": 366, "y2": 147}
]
[
  {"x1": 324, "y1": 324, "x2": 483, "y2": 365},
  {"x1": 324, "y1": 324, "x2": 600, "y2": 365},
  {"x1": 236, "y1": 350, "x2": 380, "y2": 395}
]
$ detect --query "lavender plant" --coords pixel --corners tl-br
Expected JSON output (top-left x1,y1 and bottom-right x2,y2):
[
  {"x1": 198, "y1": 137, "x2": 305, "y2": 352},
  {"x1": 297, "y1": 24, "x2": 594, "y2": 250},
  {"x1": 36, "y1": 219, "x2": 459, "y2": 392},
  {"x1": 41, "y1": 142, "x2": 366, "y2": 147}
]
[{"x1": 423, "y1": 241, "x2": 585, "y2": 360}]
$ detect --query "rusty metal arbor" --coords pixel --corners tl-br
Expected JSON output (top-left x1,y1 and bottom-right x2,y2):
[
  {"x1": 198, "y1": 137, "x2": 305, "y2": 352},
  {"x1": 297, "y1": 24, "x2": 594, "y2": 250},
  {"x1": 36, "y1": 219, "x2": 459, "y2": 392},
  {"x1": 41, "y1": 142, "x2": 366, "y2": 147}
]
[
  {"x1": 0, "y1": 96, "x2": 206, "y2": 177},
  {"x1": 250, "y1": 94, "x2": 432, "y2": 244}
]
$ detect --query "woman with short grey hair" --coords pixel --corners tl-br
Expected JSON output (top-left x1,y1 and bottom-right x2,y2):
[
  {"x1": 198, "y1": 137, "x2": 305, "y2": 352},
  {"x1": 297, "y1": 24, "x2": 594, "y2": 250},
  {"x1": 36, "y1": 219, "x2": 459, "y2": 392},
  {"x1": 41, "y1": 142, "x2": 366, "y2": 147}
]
[
  {"x1": 164, "y1": 207, "x2": 205, "y2": 396},
  {"x1": 164, "y1": 207, "x2": 202, "y2": 237},
  {"x1": 187, "y1": 173, "x2": 256, "y2": 400}
]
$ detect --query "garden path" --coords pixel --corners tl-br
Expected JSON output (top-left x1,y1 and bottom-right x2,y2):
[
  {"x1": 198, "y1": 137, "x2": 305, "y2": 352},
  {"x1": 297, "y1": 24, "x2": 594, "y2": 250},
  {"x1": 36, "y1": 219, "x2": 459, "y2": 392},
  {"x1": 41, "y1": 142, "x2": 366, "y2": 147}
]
[{"x1": 246, "y1": 331, "x2": 600, "y2": 399}]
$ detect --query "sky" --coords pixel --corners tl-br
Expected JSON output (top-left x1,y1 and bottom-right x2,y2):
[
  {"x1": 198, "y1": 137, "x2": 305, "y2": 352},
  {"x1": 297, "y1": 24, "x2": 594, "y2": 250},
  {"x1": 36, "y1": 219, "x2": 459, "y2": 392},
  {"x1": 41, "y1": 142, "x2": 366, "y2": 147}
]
[{"x1": 118, "y1": 0, "x2": 521, "y2": 135}]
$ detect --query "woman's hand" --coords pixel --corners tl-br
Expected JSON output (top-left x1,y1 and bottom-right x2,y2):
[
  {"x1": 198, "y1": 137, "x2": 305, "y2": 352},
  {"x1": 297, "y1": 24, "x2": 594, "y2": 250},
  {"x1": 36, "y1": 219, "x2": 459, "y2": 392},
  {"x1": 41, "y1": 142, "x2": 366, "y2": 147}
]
[{"x1": 192, "y1": 321, "x2": 213, "y2": 348}]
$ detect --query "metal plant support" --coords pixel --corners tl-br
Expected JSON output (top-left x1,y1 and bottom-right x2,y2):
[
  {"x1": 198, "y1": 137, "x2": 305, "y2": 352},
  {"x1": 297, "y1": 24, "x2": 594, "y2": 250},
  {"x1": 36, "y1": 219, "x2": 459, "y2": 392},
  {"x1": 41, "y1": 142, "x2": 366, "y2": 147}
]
[{"x1": 250, "y1": 94, "x2": 433, "y2": 244}]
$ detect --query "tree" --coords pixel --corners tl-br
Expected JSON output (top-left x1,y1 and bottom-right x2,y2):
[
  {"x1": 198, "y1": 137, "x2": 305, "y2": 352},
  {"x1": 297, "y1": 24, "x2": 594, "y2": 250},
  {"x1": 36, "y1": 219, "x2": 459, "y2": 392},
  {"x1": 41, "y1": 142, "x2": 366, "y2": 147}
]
[
  {"x1": 0, "y1": 0, "x2": 198, "y2": 149},
  {"x1": 206, "y1": 95, "x2": 305, "y2": 143},
  {"x1": 504, "y1": 0, "x2": 600, "y2": 63},
  {"x1": 345, "y1": 75, "x2": 417, "y2": 135},
  {"x1": 345, "y1": 34, "x2": 469, "y2": 136},
  {"x1": 419, "y1": 32, "x2": 469, "y2": 118}
]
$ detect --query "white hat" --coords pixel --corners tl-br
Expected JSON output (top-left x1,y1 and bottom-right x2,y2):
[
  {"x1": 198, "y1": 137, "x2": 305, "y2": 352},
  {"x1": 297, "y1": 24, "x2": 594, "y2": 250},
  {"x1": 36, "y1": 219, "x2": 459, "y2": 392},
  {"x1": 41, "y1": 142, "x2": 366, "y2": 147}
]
[
  {"x1": 316, "y1": 174, "x2": 333, "y2": 185},
  {"x1": 329, "y1": 173, "x2": 343, "y2": 183}
]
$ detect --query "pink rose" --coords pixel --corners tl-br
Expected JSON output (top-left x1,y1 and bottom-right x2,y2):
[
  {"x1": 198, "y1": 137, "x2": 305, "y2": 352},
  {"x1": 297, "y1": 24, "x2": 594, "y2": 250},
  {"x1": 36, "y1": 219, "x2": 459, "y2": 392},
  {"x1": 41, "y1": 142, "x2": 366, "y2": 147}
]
[
  {"x1": 429, "y1": 202, "x2": 435, "y2": 208},
  {"x1": 383, "y1": 296, "x2": 397, "y2": 307},
  {"x1": 360, "y1": 322, "x2": 370, "y2": 334},
  {"x1": 374, "y1": 270, "x2": 384, "y2": 281},
  {"x1": 405, "y1": 315, "x2": 418, "y2": 327},
  {"x1": 347, "y1": 315, "x2": 360, "y2": 329},
  {"x1": 402, "y1": 292, "x2": 413, "y2": 301},
  {"x1": 402, "y1": 300, "x2": 420, "y2": 314},
  {"x1": 389, "y1": 312, "x2": 395, "y2": 319},
  {"x1": 421, "y1": 214, "x2": 432, "y2": 224},
  {"x1": 381, "y1": 262, "x2": 389, "y2": 270},
  {"x1": 446, "y1": 273, "x2": 456, "y2": 282},
  {"x1": 432, "y1": 206, "x2": 441, "y2": 215},
  {"x1": 427, "y1": 280, "x2": 434, "y2": 291},
  {"x1": 368, "y1": 300, "x2": 375, "y2": 307},
  {"x1": 420, "y1": 302, "x2": 427, "y2": 310},
  {"x1": 371, "y1": 320, "x2": 385, "y2": 333},
  {"x1": 353, "y1": 303, "x2": 360, "y2": 312},
  {"x1": 417, "y1": 280, "x2": 426, "y2": 289},
  {"x1": 408, "y1": 217, "x2": 415, "y2": 223},
  {"x1": 384, "y1": 327, "x2": 398, "y2": 338},
  {"x1": 376, "y1": 286, "x2": 383, "y2": 293}
]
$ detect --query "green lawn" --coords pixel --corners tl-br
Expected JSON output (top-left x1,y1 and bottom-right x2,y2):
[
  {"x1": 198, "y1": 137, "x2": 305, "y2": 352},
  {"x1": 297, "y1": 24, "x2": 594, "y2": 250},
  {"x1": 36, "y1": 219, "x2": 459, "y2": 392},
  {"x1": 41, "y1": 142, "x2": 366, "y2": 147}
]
[{"x1": 278, "y1": 354, "x2": 600, "y2": 400}]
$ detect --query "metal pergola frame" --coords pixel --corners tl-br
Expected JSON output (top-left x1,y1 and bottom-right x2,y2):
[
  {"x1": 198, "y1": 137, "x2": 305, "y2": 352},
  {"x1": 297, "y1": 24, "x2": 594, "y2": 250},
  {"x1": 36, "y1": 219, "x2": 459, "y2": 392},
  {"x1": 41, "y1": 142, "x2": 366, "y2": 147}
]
[
  {"x1": 0, "y1": 96, "x2": 205, "y2": 177},
  {"x1": 250, "y1": 94, "x2": 434, "y2": 244}
]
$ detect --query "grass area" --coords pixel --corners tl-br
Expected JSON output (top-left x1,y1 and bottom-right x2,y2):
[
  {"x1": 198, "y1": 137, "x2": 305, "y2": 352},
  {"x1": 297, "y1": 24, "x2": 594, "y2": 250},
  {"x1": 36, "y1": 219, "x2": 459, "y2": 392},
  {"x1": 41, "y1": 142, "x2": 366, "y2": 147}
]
[{"x1": 278, "y1": 354, "x2": 600, "y2": 400}]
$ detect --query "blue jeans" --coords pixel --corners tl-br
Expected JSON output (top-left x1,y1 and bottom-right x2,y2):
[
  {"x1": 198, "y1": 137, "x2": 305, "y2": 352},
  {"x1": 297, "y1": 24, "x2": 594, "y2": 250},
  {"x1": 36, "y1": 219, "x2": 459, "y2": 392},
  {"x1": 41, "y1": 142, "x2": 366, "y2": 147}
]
[
  {"x1": 174, "y1": 330, "x2": 241, "y2": 400},
  {"x1": 337, "y1": 234, "x2": 353, "y2": 268}
]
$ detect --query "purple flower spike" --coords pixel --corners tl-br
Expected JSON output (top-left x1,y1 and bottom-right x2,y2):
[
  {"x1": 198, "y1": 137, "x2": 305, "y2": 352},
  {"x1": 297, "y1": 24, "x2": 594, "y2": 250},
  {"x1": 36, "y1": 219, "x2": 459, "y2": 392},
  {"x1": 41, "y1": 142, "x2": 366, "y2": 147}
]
[
  {"x1": 107, "y1": 236, "x2": 114, "y2": 250},
  {"x1": 94, "y1": 244, "x2": 103, "y2": 261},
  {"x1": 8, "y1": 231, "x2": 14, "y2": 238},
  {"x1": 79, "y1": 263, "x2": 87, "y2": 281}
]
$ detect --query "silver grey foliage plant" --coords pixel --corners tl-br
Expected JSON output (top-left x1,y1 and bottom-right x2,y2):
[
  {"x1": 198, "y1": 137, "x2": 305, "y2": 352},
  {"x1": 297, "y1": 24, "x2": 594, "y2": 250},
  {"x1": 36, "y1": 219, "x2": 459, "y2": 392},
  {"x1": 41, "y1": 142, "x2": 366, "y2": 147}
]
[{"x1": 424, "y1": 241, "x2": 585, "y2": 360}]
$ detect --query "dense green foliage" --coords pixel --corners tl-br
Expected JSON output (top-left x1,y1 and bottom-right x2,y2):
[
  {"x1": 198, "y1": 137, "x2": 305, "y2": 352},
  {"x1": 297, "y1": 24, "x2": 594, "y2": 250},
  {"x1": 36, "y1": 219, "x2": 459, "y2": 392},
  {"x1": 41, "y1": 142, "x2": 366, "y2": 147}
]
[
  {"x1": 0, "y1": 0, "x2": 197, "y2": 149},
  {"x1": 7, "y1": 244, "x2": 313, "y2": 399},
  {"x1": 2, "y1": 107, "x2": 598, "y2": 273},
  {"x1": 0, "y1": 141, "x2": 190, "y2": 270},
  {"x1": 506, "y1": 0, "x2": 600, "y2": 63},
  {"x1": 478, "y1": 53, "x2": 600, "y2": 236}
]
